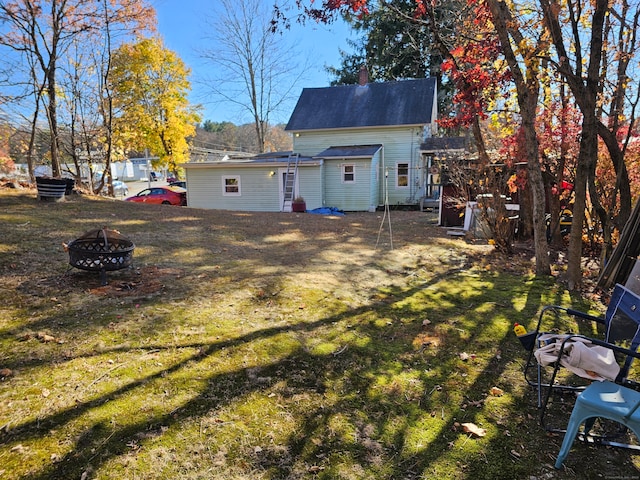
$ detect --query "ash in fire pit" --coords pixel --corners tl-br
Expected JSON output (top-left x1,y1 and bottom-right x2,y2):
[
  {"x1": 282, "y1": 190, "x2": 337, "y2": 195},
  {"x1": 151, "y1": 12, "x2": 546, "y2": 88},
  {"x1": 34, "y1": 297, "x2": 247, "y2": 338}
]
[{"x1": 66, "y1": 228, "x2": 135, "y2": 285}]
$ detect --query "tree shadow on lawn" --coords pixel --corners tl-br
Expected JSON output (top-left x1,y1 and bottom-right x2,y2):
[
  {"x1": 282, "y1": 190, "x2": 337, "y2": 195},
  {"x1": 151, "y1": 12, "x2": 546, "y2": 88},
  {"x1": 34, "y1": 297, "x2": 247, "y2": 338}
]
[
  {"x1": 4, "y1": 269, "x2": 636, "y2": 480},
  {"x1": 1, "y1": 203, "x2": 450, "y2": 376},
  {"x1": 2, "y1": 192, "x2": 636, "y2": 479}
]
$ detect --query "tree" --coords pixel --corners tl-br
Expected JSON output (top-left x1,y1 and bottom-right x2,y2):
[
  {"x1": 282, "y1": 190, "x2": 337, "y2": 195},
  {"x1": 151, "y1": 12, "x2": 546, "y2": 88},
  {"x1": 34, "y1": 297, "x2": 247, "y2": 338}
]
[
  {"x1": 0, "y1": 1, "x2": 100, "y2": 178},
  {"x1": 0, "y1": 119, "x2": 16, "y2": 174},
  {"x1": 110, "y1": 37, "x2": 200, "y2": 175},
  {"x1": 540, "y1": 0, "x2": 640, "y2": 272},
  {"x1": 540, "y1": 0, "x2": 611, "y2": 288},
  {"x1": 88, "y1": 0, "x2": 156, "y2": 194},
  {"x1": 201, "y1": 0, "x2": 305, "y2": 153},
  {"x1": 327, "y1": 0, "x2": 443, "y2": 83},
  {"x1": 326, "y1": 44, "x2": 366, "y2": 85},
  {"x1": 0, "y1": 0, "x2": 155, "y2": 186}
]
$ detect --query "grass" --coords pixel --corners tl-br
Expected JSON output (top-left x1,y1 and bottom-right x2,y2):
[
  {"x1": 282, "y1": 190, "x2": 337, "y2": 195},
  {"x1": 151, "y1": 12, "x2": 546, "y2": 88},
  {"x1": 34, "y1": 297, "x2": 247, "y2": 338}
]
[{"x1": 0, "y1": 188, "x2": 638, "y2": 479}]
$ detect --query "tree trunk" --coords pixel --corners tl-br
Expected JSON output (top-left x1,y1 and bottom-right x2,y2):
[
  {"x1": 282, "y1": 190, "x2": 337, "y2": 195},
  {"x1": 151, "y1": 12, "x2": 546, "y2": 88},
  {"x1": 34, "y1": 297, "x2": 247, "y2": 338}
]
[
  {"x1": 566, "y1": 148, "x2": 590, "y2": 289},
  {"x1": 563, "y1": 0, "x2": 607, "y2": 289},
  {"x1": 27, "y1": 100, "x2": 41, "y2": 183},
  {"x1": 598, "y1": 125, "x2": 632, "y2": 231},
  {"x1": 487, "y1": 0, "x2": 550, "y2": 275},
  {"x1": 522, "y1": 89, "x2": 551, "y2": 275}
]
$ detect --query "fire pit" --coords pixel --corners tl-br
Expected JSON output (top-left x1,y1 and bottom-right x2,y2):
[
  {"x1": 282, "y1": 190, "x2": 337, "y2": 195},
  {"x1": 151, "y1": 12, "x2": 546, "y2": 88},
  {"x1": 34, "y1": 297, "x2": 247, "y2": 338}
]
[{"x1": 67, "y1": 228, "x2": 135, "y2": 285}]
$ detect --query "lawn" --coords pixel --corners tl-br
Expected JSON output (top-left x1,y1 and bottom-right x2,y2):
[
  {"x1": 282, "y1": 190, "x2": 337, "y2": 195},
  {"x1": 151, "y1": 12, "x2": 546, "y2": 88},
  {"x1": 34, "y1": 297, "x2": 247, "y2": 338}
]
[{"x1": 0, "y1": 187, "x2": 638, "y2": 479}]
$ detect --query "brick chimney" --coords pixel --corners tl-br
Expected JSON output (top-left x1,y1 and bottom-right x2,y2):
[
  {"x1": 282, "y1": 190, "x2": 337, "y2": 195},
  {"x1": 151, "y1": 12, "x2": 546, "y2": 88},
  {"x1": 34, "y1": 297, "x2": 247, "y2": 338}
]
[{"x1": 358, "y1": 65, "x2": 369, "y2": 86}]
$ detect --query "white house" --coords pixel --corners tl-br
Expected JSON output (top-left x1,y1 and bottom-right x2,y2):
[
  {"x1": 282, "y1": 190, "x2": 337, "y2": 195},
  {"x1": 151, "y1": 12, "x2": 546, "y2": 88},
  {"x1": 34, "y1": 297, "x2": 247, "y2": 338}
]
[{"x1": 183, "y1": 73, "x2": 440, "y2": 212}]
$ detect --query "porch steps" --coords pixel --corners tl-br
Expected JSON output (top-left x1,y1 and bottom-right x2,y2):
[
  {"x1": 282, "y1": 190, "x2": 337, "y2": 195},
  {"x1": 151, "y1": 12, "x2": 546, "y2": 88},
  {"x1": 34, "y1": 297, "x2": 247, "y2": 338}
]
[{"x1": 282, "y1": 153, "x2": 300, "y2": 212}]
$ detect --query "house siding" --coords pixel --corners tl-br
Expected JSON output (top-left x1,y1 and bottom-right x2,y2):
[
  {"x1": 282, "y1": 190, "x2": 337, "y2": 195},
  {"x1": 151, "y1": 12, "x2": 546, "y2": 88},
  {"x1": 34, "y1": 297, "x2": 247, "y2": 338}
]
[
  {"x1": 293, "y1": 126, "x2": 424, "y2": 206},
  {"x1": 296, "y1": 168, "x2": 323, "y2": 210},
  {"x1": 185, "y1": 164, "x2": 323, "y2": 212},
  {"x1": 323, "y1": 158, "x2": 372, "y2": 211}
]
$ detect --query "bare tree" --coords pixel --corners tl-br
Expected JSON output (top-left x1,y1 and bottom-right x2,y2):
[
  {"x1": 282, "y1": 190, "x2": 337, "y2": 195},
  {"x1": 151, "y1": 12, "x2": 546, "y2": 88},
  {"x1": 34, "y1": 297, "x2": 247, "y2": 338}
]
[
  {"x1": 0, "y1": 0, "x2": 154, "y2": 181},
  {"x1": 57, "y1": 0, "x2": 155, "y2": 193},
  {"x1": 0, "y1": 1, "x2": 102, "y2": 178},
  {"x1": 201, "y1": 0, "x2": 305, "y2": 153}
]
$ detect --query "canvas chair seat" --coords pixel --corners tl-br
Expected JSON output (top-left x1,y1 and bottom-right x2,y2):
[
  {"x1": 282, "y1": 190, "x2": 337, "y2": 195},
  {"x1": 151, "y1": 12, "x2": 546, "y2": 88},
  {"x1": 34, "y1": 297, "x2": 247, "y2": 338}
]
[{"x1": 534, "y1": 335, "x2": 620, "y2": 382}]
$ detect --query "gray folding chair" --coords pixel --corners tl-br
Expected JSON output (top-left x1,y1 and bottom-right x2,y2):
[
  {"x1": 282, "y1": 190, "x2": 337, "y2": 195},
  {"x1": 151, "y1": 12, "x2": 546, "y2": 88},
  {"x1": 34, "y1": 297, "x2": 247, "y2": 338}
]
[{"x1": 523, "y1": 284, "x2": 640, "y2": 440}]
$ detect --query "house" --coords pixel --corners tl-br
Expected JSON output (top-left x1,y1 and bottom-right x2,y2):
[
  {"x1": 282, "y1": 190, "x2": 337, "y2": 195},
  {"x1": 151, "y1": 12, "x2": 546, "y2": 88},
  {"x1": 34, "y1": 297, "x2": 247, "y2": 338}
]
[
  {"x1": 182, "y1": 151, "x2": 324, "y2": 212},
  {"x1": 183, "y1": 71, "x2": 441, "y2": 212}
]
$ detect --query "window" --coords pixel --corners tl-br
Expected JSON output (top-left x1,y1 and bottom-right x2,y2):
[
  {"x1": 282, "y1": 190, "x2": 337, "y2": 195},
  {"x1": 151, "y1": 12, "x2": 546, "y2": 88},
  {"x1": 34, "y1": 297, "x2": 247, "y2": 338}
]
[
  {"x1": 397, "y1": 163, "x2": 409, "y2": 188},
  {"x1": 342, "y1": 164, "x2": 355, "y2": 183},
  {"x1": 222, "y1": 176, "x2": 241, "y2": 196}
]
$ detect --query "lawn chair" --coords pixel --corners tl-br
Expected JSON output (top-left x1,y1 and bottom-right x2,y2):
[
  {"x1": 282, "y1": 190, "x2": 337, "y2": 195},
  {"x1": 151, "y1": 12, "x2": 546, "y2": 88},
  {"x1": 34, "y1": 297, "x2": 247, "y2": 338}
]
[
  {"x1": 554, "y1": 339, "x2": 640, "y2": 467},
  {"x1": 523, "y1": 283, "x2": 640, "y2": 437}
]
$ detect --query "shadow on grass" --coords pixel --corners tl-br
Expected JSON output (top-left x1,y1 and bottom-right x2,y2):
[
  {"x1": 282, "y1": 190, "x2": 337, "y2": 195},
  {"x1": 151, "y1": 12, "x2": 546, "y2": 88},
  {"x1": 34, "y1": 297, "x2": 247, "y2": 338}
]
[
  {"x1": 1, "y1": 191, "x2": 638, "y2": 479},
  {"x1": 0, "y1": 275, "x2": 581, "y2": 478}
]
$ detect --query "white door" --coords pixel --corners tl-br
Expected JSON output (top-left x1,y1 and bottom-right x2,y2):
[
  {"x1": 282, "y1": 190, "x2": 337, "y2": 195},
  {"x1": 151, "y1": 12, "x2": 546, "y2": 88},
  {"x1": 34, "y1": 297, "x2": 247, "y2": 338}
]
[{"x1": 278, "y1": 168, "x2": 300, "y2": 212}]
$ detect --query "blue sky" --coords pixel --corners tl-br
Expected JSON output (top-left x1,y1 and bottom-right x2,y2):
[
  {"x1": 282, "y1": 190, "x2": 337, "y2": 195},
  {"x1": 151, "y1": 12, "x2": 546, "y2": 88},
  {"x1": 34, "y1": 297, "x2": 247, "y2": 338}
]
[{"x1": 151, "y1": 0, "x2": 354, "y2": 125}]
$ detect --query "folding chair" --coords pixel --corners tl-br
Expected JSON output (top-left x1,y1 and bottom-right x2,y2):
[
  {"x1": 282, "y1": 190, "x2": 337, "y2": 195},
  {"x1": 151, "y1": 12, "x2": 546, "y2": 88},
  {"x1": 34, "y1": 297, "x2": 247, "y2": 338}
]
[{"x1": 522, "y1": 283, "x2": 640, "y2": 435}]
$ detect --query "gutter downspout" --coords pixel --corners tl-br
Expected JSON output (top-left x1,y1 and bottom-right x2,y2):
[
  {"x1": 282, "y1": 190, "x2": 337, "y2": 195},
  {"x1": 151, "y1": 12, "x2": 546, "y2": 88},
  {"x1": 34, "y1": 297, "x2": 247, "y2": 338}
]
[{"x1": 380, "y1": 145, "x2": 385, "y2": 208}]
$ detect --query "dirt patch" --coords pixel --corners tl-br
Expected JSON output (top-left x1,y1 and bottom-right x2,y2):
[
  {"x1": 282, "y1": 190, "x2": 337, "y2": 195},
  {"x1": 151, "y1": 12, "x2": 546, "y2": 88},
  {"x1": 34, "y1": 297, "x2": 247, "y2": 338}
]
[{"x1": 85, "y1": 266, "x2": 182, "y2": 297}]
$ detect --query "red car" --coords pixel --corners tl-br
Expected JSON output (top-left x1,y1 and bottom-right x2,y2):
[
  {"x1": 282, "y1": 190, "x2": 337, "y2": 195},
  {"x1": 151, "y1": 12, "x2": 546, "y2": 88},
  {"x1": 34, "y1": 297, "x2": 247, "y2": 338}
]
[{"x1": 125, "y1": 186, "x2": 187, "y2": 206}]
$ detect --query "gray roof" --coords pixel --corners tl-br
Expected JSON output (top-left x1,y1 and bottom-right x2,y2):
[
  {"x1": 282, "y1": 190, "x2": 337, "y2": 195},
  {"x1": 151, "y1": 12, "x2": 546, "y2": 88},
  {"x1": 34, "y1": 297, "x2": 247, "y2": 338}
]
[
  {"x1": 285, "y1": 78, "x2": 437, "y2": 131},
  {"x1": 315, "y1": 145, "x2": 383, "y2": 159},
  {"x1": 182, "y1": 152, "x2": 320, "y2": 169},
  {"x1": 420, "y1": 137, "x2": 469, "y2": 152}
]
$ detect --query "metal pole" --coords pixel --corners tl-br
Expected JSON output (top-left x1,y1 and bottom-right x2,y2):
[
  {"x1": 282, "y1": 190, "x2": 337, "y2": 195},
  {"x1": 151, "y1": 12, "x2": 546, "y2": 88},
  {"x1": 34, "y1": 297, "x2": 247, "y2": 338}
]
[{"x1": 145, "y1": 149, "x2": 151, "y2": 188}]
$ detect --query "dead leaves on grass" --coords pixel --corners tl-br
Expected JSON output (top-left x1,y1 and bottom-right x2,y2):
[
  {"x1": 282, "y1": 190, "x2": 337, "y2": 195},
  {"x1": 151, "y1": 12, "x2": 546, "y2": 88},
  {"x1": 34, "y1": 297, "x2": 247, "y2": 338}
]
[
  {"x1": 459, "y1": 422, "x2": 487, "y2": 437},
  {"x1": 18, "y1": 331, "x2": 64, "y2": 344},
  {"x1": 413, "y1": 317, "x2": 511, "y2": 442},
  {"x1": 489, "y1": 386, "x2": 504, "y2": 396}
]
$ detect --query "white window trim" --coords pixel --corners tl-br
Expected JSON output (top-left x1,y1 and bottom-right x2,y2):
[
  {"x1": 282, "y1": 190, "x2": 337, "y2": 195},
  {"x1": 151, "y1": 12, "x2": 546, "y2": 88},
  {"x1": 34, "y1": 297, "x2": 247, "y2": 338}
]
[
  {"x1": 342, "y1": 164, "x2": 356, "y2": 184},
  {"x1": 222, "y1": 175, "x2": 241, "y2": 196},
  {"x1": 396, "y1": 162, "x2": 409, "y2": 189}
]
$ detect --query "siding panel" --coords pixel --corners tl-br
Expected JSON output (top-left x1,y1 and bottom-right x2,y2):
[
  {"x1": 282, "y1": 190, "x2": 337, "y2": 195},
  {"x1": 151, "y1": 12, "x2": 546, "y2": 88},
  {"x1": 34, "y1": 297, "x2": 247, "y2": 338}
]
[
  {"x1": 293, "y1": 126, "x2": 424, "y2": 206},
  {"x1": 324, "y1": 159, "x2": 371, "y2": 211},
  {"x1": 185, "y1": 165, "x2": 323, "y2": 212}
]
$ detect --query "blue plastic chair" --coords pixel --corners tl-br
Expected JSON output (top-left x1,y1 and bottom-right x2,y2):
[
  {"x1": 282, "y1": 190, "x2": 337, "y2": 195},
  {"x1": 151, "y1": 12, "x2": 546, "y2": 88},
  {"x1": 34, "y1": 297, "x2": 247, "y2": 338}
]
[{"x1": 556, "y1": 380, "x2": 640, "y2": 468}]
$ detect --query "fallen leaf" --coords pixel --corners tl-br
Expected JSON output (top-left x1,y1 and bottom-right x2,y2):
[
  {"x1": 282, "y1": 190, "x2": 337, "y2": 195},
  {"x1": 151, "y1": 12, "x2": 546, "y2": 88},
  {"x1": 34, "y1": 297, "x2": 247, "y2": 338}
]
[
  {"x1": 0, "y1": 368, "x2": 13, "y2": 378},
  {"x1": 422, "y1": 319, "x2": 431, "y2": 327},
  {"x1": 489, "y1": 386, "x2": 504, "y2": 396},
  {"x1": 42, "y1": 388, "x2": 50, "y2": 398},
  {"x1": 459, "y1": 352, "x2": 469, "y2": 361},
  {"x1": 412, "y1": 333, "x2": 439, "y2": 349},
  {"x1": 461, "y1": 422, "x2": 486, "y2": 437},
  {"x1": 36, "y1": 332, "x2": 56, "y2": 343}
]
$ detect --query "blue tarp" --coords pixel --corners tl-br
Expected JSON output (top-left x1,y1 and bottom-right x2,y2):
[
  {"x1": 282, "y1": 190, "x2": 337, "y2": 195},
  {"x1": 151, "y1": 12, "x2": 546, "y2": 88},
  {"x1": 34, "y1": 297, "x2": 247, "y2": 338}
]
[{"x1": 307, "y1": 207, "x2": 345, "y2": 216}]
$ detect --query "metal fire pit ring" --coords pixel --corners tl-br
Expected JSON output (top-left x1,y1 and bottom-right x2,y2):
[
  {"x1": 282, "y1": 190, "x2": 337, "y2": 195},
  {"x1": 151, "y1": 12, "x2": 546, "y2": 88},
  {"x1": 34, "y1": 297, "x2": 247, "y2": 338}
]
[{"x1": 67, "y1": 228, "x2": 135, "y2": 285}]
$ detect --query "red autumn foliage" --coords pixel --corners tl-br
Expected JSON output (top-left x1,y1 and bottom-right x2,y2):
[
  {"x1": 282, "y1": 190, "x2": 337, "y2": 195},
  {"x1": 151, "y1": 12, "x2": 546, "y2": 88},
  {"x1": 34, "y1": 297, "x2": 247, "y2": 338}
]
[{"x1": 435, "y1": 0, "x2": 511, "y2": 129}]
